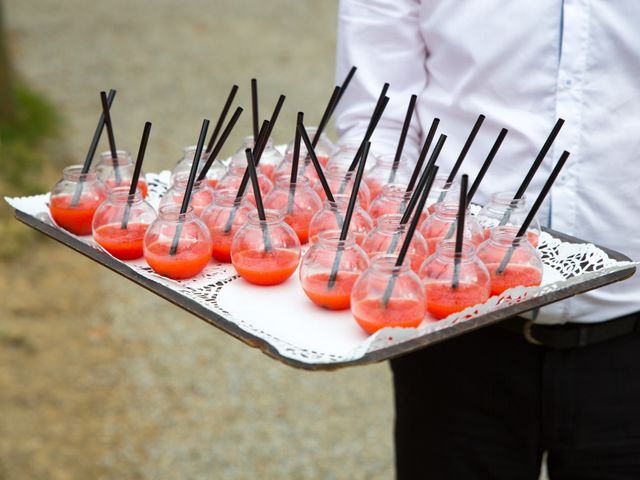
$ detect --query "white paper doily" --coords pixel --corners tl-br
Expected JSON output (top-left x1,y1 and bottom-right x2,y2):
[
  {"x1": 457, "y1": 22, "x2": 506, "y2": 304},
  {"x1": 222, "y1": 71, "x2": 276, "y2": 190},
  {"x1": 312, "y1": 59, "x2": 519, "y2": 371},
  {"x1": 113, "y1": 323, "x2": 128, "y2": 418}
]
[{"x1": 6, "y1": 171, "x2": 636, "y2": 365}]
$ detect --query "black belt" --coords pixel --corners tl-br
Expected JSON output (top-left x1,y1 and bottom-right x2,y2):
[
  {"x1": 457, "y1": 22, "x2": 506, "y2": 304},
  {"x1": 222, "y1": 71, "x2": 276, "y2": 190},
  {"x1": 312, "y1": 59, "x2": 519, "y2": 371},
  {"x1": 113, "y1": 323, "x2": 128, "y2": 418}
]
[{"x1": 499, "y1": 311, "x2": 640, "y2": 349}]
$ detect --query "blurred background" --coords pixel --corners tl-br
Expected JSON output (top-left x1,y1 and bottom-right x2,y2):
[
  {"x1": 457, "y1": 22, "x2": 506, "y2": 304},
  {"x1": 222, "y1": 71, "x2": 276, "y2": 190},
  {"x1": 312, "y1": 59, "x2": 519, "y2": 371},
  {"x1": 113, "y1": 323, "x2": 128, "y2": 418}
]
[{"x1": 0, "y1": 1, "x2": 394, "y2": 478}]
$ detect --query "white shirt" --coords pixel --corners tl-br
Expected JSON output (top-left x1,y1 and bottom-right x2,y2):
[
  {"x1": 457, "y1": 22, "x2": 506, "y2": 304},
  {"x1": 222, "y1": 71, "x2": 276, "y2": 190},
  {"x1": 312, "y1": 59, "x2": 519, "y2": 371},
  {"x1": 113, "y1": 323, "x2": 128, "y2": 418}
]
[{"x1": 335, "y1": 0, "x2": 640, "y2": 324}]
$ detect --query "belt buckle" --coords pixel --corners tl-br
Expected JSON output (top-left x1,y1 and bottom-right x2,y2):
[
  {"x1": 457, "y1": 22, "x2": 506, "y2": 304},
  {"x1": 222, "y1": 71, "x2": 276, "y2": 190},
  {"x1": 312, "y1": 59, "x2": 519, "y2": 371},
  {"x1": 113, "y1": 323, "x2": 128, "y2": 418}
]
[{"x1": 523, "y1": 320, "x2": 542, "y2": 345}]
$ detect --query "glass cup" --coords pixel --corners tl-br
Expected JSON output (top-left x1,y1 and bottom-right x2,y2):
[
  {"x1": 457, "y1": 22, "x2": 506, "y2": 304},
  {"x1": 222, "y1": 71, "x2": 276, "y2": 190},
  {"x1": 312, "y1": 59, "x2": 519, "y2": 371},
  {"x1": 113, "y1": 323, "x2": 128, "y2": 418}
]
[
  {"x1": 308, "y1": 194, "x2": 373, "y2": 246},
  {"x1": 325, "y1": 166, "x2": 372, "y2": 211},
  {"x1": 229, "y1": 135, "x2": 283, "y2": 182},
  {"x1": 368, "y1": 183, "x2": 414, "y2": 225},
  {"x1": 299, "y1": 230, "x2": 369, "y2": 310},
  {"x1": 476, "y1": 226, "x2": 543, "y2": 296},
  {"x1": 419, "y1": 240, "x2": 490, "y2": 320},
  {"x1": 159, "y1": 171, "x2": 215, "y2": 217},
  {"x1": 425, "y1": 174, "x2": 460, "y2": 215},
  {"x1": 231, "y1": 210, "x2": 301, "y2": 286},
  {"x1": 476, "y1": 191, "x2": 541, "y2": 247},
  {"x1": 92, "y1": 186, "x2": 156, "y2": 260},
  {"x1": 49, "y1": 165, "x2": 107, "y2": 235},
  {"x1": 172, "y1": 145, "x2": 226, "y2": 190},
  {"x1": 263, "y1": 174, "x2": 322, "y2": 244},
  {"x1": 96, "y1": 150, "x2": 148, "y2": 198},
  {"x1": 364, "y1": 153, "x2": 412, "y2": 203},
  {"x1": 143, "y1": 205, "x2": 212, "y2": 279},
  {"x1": 326, "y1": 144, "x2": 376, "y2": 173},
  {"x1": 362, "y1": 214, "x2": 428, "y2": 274},
  {"x1": 201, "y1": 189, "x2": 255, "y2": 263},
  {"x1": 215, "y1": 164, "x2": 274, "y2": 207},
  {"x1": 282, "y1": 126, "x2": 336, "y2": 168},
  {"x1": 351, "y1": 254, "x2": 426, "y2": 334},
  {"x1": 419, "y1": 200, "x2": 484, "y2": 255}
]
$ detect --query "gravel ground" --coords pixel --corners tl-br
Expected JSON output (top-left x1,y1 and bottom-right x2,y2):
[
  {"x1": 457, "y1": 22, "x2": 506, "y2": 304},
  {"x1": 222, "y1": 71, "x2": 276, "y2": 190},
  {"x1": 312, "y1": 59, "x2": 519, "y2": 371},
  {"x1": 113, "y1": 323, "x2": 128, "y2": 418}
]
[{"x1": 2, "y1": 1, "x2": 395, "y2": 479}]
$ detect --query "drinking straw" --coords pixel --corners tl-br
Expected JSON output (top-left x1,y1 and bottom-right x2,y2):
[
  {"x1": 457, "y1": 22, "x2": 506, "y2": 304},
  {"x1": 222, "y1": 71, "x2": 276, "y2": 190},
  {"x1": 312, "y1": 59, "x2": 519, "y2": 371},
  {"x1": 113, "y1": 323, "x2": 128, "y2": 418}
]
[
  {"x1": 327, "y1": 66, "x2": 357, "y2": 120},
  {"x1": 120, "y1": 121, "x2": 152, "y2": 229},
  {"x1": 451, "y1": 174, "x2": 469, "y2": 289},
  {"x1": 406, "y1": 117, "x2": 440, "y2": 193},
  {"x1": 499, "y1": 118, "x2": 565, "y2": 225},
  {"x1": 442, "y1": 127, "x2": 508, "y2": 240},
  {"x1": 169, "y1": 118, "x2": 210, "y2": 256},
  {"x1": 327, "y1": 142, "x2": 371, "y2": 289},
  {"x1": 100, "y1": 90, "x2": 122, "y2": 186},
  {"x1": 467, "y1": 128, "x2": 508, "y2": 204},
  {"x1": 298, "y1": 122, "x2": 334, "y2": 202},
  {"x1": 437, "y1": 114, "x2": 485, "y2": 201},
  {"x1": 245, "y1": 148, "x2": 273, "y2": 252},
  {"x1": 287, "y1": 112, "x2": 304, "y2": 214},
  {"x1": 71, "y1": 89, "x2": 116, "y2": 206},
  {"x1": 345, "y1": 84, "x2": 389, "y2": 174},
  {"x1": 496, "y1": 150, "x2": 570, "y2": 274},
  {"x1": 251, "y1": 78, "x2": 259, "y2": 142},
  {"x1": 197, "y1": 106, "x2": 243, "y2": 182},
  {"x1": 399, "y1": 134, "x2": 447, "y2": 224},
  {"x1": 311, "y1": 86, "x2": 340, "y2": 148},
  {"x1": 388, "y1": 94, "x2": 417, "y2": 183},
  {"x1": 222, "y1": 120, "x2": 270, "y2": 234},
  {"x1": 382, "y1": 165, "x2": 440, "y2": 306},
  {"x1": 206, "y1": 84, "x2": 238, "y2": 153},
  {"x1": 387, "y1": 163, "x2": 440, "y2": 255},
  {"x1": 223, "y1": 94, "x2": 286, "y2": 233}
]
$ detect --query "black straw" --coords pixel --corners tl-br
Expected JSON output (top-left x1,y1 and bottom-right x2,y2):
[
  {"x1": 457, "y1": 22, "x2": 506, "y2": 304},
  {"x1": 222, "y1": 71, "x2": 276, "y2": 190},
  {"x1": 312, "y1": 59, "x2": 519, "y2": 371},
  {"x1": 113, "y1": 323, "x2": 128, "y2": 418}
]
[
  {"x1": 298, "y1": 122, "x2": 335, "y2": 204},
  {"x1": 312, "y1": 86, "x2": 340, "y2": 148},
  {"x1": 169, "y1": 119, "x2": 209, "y2": 256},
  {"x1": 382, "y1": 165, "x2": 439, "y2": 306},
  {"x1": 206, "y1": 85, "x2": 238, "y2": 153},
  {"x1": 451, "y1": 174, "x2": 469, "y2": 289},
  {"x1": 389, "y1": 94, "x2": 417, "y2": 183},
  {"x1": 467, "y1": 128, "x2": 508, "y2": 205},
  {"x1": 328, "y1": 66, "x2": 357, "y2": 120},
  {"x1": 288, "y1": 112, "x2": 304, "y2": 214},
  {"x1": 328, "y1": 142, "x2": 370, "y2": 289},
  {"x1": 346, "y1": 86, "x2": 389, "y2": 173},
  {"x1": 251, "y1": 78, "x2": 259, "y2": 142},
  {"x1": 496, "y1": 151, "x2": 570, "y2": 274},
  {"x1": 71, "y1": 89, "x2": 116, "y2": 206},
  {"x1": 121, "y1": 121, "x2": 152, "y2": 229},
  {"x1": 406, "y1": 117, "x2": 440, "y2": 193},
  {"x1": 245, "y1": 148, "x2": 272, "y2": 252},
  {"x1": 100, "y1": 90, "x2": 121, "y2": 185},
  {"x1": 197, "y1": 106, "x2": 243, "y2": 181}
]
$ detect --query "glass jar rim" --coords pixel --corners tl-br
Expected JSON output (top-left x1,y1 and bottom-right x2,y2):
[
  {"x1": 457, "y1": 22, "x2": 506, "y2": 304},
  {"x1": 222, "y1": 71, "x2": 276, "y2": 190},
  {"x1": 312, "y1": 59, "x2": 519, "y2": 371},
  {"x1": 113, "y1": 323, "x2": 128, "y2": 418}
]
[
  {"x1": 158, "y1": 204, "x2": 195, "y2": 221},
  {"x1": 324, "y1": 193, "x2": 355, "y2": 209},
  {"x1": 377, "y1": 213, "x2": 404, "y2": 231},
  {"x1": 107, "y1": 185, "x2": 144, "y2": 203},
  {"x1": 274, "y1": 173, "x2": 310, "y2": 187},
  {"x1": 374, "y1": 153, "x2": 409, "y2": 166},
  {"x1": 381, "y1": 183, "x2": 411, "y2": 197},
  {"x1": 488, "y1": 225, "x2": 532, "y2": 246},
  {"x1": 434, "y1": 200, "x2": 469, "y2": 217},
  {"x1": 62, "y1": 165, "x2": 99, "y2": 181},
  {"x1": 247, "y1": 209, "x2": 283, "y2": 225},
  {"x1": 489, "y1": 191, "x2": 527, "y2": 207},
  {"x1": 370, "y1": 253, "x2": 411, "y2": 273},
  {"x1": 435, "y1": 239, "x2": 477, "y2": 259},
  {"x1": 99, "y1": 150, "x2": 133, "y2": 164},
  {"x1": 318, "y1": 229, "x2": 357, "y2": 248},
  {"x1": 242, "y1": 135, "x2": 274, "y2": 148},
  {"x1": 173, "y1": 171, "x2": 207, "y2": 189}
]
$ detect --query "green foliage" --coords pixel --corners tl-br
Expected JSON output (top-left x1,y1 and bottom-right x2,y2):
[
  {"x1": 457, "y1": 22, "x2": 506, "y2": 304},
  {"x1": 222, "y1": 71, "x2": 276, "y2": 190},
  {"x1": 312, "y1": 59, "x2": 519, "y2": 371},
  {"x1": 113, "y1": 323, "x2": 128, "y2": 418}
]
[{"x1": 0, "y1": 81, "x2": 62, "y2": 260}]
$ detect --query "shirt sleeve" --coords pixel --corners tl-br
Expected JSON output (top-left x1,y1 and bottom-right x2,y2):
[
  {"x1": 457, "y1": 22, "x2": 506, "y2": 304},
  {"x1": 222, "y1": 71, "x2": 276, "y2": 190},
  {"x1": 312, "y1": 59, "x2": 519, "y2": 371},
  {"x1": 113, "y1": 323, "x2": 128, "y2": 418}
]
[{"x1": 335, "y1": 0, "x2": 428, "y2": 161}]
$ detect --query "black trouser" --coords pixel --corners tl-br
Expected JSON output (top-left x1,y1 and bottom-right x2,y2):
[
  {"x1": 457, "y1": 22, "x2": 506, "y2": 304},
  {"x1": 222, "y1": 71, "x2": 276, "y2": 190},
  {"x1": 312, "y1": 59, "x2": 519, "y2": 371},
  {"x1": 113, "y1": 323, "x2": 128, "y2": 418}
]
[{"x1": 390, "y1": 324, "x2": 640, "y2": 479}]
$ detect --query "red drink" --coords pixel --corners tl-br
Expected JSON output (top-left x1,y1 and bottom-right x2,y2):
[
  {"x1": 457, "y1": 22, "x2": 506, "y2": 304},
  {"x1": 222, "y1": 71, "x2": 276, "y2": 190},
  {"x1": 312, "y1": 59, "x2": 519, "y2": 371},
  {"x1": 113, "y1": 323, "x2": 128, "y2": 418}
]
[
  {"x1": 143, "y1": 205, "x2": 212, "y2": 279},
  {"x1": 104, "y1": 178, "x2": 148, "y2": 198},
  {"x1": 351, "y1": 255, "x2": 425, "y2": 333},
  {"x1": 420, "y1": 240, "x2": 490, "y2": 320},
  {"x1": 419, "y1": 200, "x2": 484, "y2": 255},
  {"x1": 232, "y1": 248, "x2": 300, "y2": 285},
  {"x1": 160, "y1": 173, "x2": 215, "y2": 217},
  {"x1": 49, "y1": 166, "x2": 106, "y2": 235},
  {"x1": 353, "y1": 298, "x2": 424, "y2": 333},
  {"x1": 425, "y1": 282, "x2": 490, "y2": 319},
  {"x1": 476, "y1": 192, "x2": 541, "y2": 249},
  {"x1": 231, "y1": 210, "x2": 301, "y2": 286},
  {"x1": 216, "y1": 165, "x2": 274, "y2": 208},
  {"x1": 324, "y1": 166, "x2": 371, "y2": 211},
  {"x1": 301, "y1": 272, "x2": 360, "y2": 310},
  {"x1": 476, "y1": 226, "x2": 543, "y2": 296},
  {"x1": 308, "y1": 194, "x2": 373, "y2": 246},
  {"x1": 364, "y1": 153, "x2": 411, "y2": 204},
  {"x1": 228, "y1": 135, "x2": 283, "y2": 183},
  {"x1": 299, "y1": 230, "x2": 369, "y2": 310},
  {"x1": 368, "y1": 184, "x2": 413, "y2": 225},
  {"x1": 50, "y1": 194, "x2": 104, "y2": 235},
  {"x1": 94, "y1": 223, "x2": 148, "y2": 260}
]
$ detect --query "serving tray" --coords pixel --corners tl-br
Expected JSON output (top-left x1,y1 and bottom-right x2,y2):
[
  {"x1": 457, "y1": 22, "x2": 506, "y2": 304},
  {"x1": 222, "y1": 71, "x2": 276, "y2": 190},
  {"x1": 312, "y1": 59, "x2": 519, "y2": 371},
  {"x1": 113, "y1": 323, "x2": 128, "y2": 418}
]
[{"x1": 7, "y1": 171, "x2": 636, "y2": 370}]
